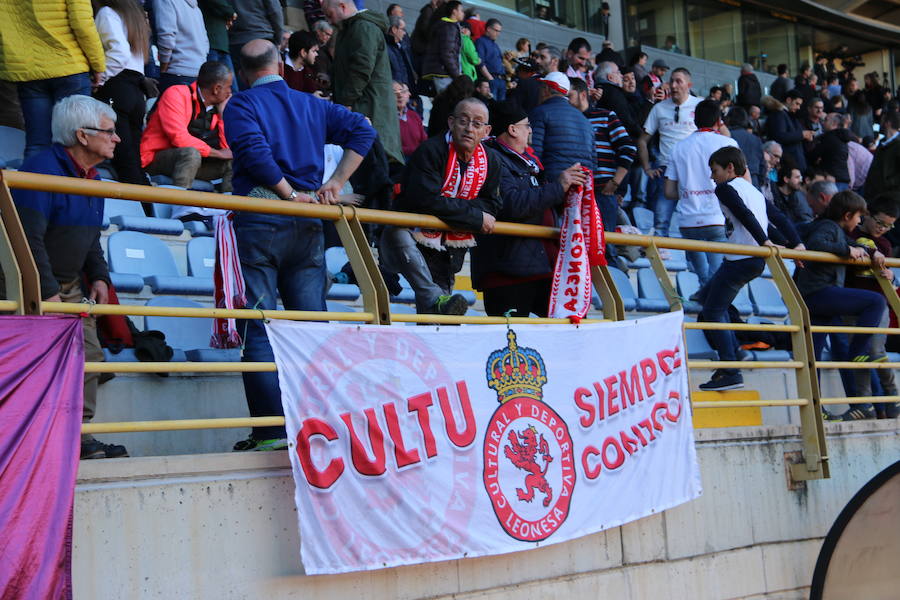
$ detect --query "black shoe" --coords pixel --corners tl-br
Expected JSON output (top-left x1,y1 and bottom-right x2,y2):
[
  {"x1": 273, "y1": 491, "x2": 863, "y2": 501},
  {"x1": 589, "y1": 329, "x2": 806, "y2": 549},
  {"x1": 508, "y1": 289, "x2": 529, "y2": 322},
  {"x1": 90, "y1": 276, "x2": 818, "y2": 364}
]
[
  {"x1": 81, "y1": 439, "x2": 129, "y2": 459},
  {"x1": 884, "y1": 403, "x2": 900, "y2": 419},
  {"x1": 431, "y1": 293, "x2": 468, "y2": 316},
  {"x1": 699, "y1": 369, "x2": 744, "y2": 391},
  {"x1": 837, "y1": 405, "x2": 876, "y2": 421}
]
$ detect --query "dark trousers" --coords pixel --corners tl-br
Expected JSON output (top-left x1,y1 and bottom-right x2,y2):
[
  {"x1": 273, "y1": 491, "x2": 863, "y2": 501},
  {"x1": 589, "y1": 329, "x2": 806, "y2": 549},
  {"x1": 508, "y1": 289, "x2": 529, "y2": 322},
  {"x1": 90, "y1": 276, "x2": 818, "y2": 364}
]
[
  {"x1": 699, "y1": 257, "x2": 765, "y2": 366},
  {"x1": 94, "y1": 69, "x2": 147, "y2": 185},
  {"x1": 806, "y1": 286, "x2": 886, "y2": 360},
  {"x1": 483, "y1": 279, "x2": 552, "y2": 318},
  {"x1": 234, "y1": 214, "x2": 327, "y2": 440},
  {"x1": 18, "y1": 72, "x2": 91, "y2": 157},
  {"x1": 420, "y1": 245, "x2": 467, "y2": 295},
  {"x1": 158, "y1": 72, "x2": 196, "y2": 95}
]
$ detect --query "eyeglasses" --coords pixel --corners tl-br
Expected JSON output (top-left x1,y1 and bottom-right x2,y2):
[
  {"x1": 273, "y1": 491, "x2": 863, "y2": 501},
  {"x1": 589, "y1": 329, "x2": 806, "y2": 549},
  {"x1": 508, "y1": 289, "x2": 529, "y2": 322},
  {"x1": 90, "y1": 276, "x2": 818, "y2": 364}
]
[
  {"x1": 83, "y1": 126, "x2": 117, "y2": 136},
  {"x1": 489, "y1": 26, "x2": 502, "y2": 32},
  {"x1": 872, "y1": 216, "x2": 895, "y2": 230},
  {"x1": 452, "y1": 117, "x2": 487, "y2": 129},
  {"x1": 513, "y1": 120, "x2": 532, "y2": 129}
]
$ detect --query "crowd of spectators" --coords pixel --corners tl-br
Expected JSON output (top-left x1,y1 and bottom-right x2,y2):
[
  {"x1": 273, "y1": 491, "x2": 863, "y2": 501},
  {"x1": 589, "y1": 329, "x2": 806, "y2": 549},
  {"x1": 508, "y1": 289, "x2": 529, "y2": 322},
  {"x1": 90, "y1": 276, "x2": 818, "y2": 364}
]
[{"x1": 1, "y1": 0, "x2": 899, "y2": 457}]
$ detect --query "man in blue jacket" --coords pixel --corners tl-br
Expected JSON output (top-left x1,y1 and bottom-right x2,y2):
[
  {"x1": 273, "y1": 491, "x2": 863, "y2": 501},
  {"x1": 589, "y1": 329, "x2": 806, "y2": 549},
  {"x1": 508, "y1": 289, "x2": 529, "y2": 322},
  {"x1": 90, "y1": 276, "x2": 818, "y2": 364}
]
[
  {"x1": 765, "y1": 90, "x2": 814, "y2": 172},
  {"x1": 475, "y1": 18, "x2": 505, "y2": 101},
  {"x1": 223, "y1": 39, "x2": 376, "y2": 451},
  {"x1": 528, "y1": 72, "x2": 595, "y2": 182}
]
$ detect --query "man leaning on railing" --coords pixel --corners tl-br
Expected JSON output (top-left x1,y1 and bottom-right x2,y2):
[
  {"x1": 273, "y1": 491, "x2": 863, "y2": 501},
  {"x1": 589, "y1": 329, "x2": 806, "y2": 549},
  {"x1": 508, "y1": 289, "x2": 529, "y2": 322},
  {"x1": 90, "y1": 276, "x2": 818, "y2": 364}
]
[
  {"x1": 222, "y1": 39, "x2": 376, "y2": 452},
  {"x1": 9, "y1": 95, "x2": 128, "y2": 459}
]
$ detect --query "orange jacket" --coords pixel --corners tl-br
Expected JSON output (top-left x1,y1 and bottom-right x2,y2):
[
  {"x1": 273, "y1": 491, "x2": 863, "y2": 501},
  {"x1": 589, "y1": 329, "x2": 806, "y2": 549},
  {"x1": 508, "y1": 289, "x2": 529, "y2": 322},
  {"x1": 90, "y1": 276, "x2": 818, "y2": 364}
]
[{"x1": 140, "y1": 82, "x2": 228, "y2": 167}]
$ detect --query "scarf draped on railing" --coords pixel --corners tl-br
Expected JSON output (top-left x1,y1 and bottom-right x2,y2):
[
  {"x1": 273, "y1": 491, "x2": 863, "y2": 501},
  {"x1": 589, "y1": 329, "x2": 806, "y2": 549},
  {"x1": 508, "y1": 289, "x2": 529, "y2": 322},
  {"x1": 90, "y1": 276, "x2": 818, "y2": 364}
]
[
  {"x1": 211, "y1": 212, "x2": 246, "y2": 348},
  {"x1": 412, "y1": 139, "x2": 489, "y2": 250},
  {"x1": 548, "y1": 168, "x2": 606, "y2": 320}
]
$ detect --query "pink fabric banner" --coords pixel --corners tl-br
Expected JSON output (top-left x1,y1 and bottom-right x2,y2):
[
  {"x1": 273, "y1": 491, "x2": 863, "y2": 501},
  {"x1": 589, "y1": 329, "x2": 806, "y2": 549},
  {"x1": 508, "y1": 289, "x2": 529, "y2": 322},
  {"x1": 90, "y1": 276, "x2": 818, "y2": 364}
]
[{"x1": 0, "y1": 316, "x2": 84, "y2": 600}]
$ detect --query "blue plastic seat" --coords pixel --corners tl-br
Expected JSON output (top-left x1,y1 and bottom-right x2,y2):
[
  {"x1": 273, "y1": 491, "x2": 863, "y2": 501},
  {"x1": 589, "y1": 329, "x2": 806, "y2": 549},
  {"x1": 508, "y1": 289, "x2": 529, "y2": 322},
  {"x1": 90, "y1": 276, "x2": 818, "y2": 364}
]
[
  {"x1": 107, "y1": 231, "x2": 213, "y2": 295},
  {"x1": 627, "y1": 256, "x2": 651, "y2": 269},
  {"x1": 390, "y1": 274, "x2": 416, "y2": 304},
  {"x1": 327, "y1": 283, "x2": 361, "y2": 301},
  {"x1": 104, "y1": 197, "x2": 184, "y2": 236},
  {"x1": 749, "y1": 278, "x2": 788, "y2": 318},
  {"x1": 733, "y1": 283, "x2": 753, "y2": 316},
  {"x1": 0, "y1": 126, "x2": 25, "y2": 167},
  {"x1": 187, "y1": 237, "x2": 215, "y2": 278},
  {"x1": 148, "y1": 174, "x2": 216, "y2": 192},
  {"x1": 326, "y1": 300, "x2": 366, "y2": 324},
  {"x1": 143, "y1": 296, "x2": 239, "y2": 361},
  {"x1": 683, "y1": 317, "x2": 718, "y2": 360},
  {"x1": 663, "y1": 249, "x2": 688, "y2": 272},
  {"x1": 676, "y1": 271, "x2": 702, "y2": 313},
  {"x1": 389, "y1": 303, "x2": 418, "y2": 325},
  {"x1": 632, "y1": 206, "x2": 654, "y2": 235},
  {"x1": 608, "y1": 268, "x2": 637, "y2": 312},
  {"x1": 325, "y1": 246, "x2": 349, "y2": 275},
  {"x1": 636, "y1": 268, "x2": 670, "y2": 312},
  {"x1": 109, "y1": 272, "x2": 145, "y2": 293}
]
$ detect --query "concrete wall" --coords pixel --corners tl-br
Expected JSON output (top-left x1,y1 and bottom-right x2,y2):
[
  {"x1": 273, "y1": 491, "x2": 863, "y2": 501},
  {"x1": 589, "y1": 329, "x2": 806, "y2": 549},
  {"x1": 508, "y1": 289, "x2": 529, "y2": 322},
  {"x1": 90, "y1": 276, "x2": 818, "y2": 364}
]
[{"x1": 73, "y1": 420, "x2": 900, "y2": 599}]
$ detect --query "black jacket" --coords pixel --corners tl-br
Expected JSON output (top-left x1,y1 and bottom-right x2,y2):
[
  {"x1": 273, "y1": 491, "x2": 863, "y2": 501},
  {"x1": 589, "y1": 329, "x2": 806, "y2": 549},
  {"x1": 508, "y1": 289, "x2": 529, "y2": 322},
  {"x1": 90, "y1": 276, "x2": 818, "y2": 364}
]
[
  {"x1": 597, "y1": 81, "x2": 640, "y2": 138},
  {"x1": 808, "y1": 128, "x2": 851, "y2": 183},
  {"x1": 397, "y1": 135, "x2": 502, "y2": 231},
  {"x1": 769, "y1": 76, "x2": 793, "y2": 102},
  {"x1": 471, "y1": 139, "x2": 565, "y2": 289},
  {"x1": 865, "y1": 135, "x2": 900, "y2": 199},
  {"x1": 795, "y1": 218, "x2": 858, "y2": 297},
  {"x1": 421, "y1": 18, "x2": 460, "y2": 79},
  {"x1": 766, "y1": 106, "x2": 807, "y2": 171},
  {"x1": 737, "y1": 73, "x2": 762, "y2": 108}
]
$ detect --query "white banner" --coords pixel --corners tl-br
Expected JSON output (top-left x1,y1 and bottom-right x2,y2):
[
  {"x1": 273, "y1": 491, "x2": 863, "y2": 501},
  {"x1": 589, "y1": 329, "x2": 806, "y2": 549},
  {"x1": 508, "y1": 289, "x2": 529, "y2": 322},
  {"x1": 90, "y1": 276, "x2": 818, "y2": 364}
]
[{"x1": 267, "y1": 311, "x2": 702, "y2": 575}]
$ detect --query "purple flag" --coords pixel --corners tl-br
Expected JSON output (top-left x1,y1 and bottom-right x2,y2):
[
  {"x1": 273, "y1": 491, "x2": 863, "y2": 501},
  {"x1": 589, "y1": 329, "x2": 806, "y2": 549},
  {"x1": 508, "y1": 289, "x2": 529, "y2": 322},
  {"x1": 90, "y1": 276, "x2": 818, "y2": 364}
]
[{"x1": 0, "y1": 316, "x2": 84, "y2": 600}]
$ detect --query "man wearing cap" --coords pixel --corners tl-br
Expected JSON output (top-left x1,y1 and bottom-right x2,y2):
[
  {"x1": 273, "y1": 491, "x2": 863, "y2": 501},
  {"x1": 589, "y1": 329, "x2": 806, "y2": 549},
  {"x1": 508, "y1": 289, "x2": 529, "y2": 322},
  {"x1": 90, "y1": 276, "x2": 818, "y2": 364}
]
[
  {"x1": 473, "y1": 98, "x2": 588, "y2": 316},
  {"x1": 507, "y1": 57, "x2": 542, "y2": 113},
  {"x1": 640, "y1": 58, "x2": 670, "y2": 104},
  {"x1": 529, "y1": 71, "x2": 595, "y2": 182},
  {"x1": 638, "y1": 67, "x2": 702, "y2": 236}
]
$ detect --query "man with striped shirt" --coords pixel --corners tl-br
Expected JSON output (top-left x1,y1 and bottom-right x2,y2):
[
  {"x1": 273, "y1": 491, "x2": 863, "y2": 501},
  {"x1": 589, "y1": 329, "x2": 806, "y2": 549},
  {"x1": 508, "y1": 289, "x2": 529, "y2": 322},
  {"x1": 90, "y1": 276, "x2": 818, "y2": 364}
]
[{"x1": 568, "y1": 77, "x2": 637, "y2": 262}]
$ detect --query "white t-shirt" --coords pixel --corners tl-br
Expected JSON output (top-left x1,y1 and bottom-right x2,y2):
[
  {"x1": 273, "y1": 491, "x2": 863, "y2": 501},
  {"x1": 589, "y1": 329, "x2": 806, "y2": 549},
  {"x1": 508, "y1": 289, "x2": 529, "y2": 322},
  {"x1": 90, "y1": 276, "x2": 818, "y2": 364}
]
[
  {"x1": 721, "y1": 177, "x2": 768, "y2": 260},
  {"x1": 95, "y1": 7, "x2": 145, "y2": 81},
  {"x1": 666, "y1": 131, "x2": 738, "y2": 228},
  {"x1": 643, "y1": 94, "x2": 703, "y2": 166}
]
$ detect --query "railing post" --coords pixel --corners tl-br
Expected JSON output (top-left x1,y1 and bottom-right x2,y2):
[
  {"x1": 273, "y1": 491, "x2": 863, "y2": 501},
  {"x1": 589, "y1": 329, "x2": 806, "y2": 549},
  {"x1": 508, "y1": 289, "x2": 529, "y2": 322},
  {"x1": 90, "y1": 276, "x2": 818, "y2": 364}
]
[
  {"x1": 333, "y1": 206, "x2": 391, "y2": 325},
  {"x1": 765, "y1": 249, "x2": 829, "y2": 480},
  {"x1": 644, "y1": 242, "x2": 682, "y2": 312},
  {"x1": 0, "y1": 176, "x2": 41, "y2": 314},
  {"x1": 592, "y1": 265, "x2": 624, "y2": 321}
]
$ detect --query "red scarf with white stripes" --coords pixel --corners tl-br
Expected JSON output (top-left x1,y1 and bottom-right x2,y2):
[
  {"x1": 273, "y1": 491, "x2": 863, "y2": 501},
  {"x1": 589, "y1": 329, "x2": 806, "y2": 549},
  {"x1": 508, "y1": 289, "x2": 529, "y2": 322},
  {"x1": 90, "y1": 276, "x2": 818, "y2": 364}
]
[
  {"x1": 211, "y1": 213, "x2": 246, "y2": 348},
  {"x1": 413, "y1": 139, "x2": 489, "y2": 250},
  {"x1": 547, "y1": 169, "x2": 606, "y2": 320}
]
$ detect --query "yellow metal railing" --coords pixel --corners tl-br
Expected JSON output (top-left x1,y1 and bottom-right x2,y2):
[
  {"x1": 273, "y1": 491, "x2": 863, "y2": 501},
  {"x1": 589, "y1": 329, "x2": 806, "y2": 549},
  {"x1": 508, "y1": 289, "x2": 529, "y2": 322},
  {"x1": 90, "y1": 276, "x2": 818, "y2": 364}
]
[{"x1": 3, "y1": 170, "x2": 899, "y2": 480}]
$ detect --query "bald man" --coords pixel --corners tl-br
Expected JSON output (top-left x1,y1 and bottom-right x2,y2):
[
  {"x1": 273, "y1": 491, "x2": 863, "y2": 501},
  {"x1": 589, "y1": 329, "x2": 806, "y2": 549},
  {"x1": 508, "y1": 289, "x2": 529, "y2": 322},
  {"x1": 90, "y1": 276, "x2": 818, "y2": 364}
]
[
  {"x1": 223, "y1": 39, "x2": 376, "y2": 451},
  {"x1": 380, "y1": 98, "x2": 502, "y2": 316}
]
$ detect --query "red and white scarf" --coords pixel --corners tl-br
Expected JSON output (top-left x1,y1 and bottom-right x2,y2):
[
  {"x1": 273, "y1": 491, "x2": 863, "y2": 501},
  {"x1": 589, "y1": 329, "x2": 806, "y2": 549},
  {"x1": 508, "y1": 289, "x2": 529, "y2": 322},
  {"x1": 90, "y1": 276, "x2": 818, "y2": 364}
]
[
  {"x1": 413, "y1": 138, "x2": 489, "y2": 250},
  {"x1": 211, "y1": 212, "x2": 247, "y2": 349},
  {"x1": 547, "y1": 168, "x2": 606, "y2": 320}
]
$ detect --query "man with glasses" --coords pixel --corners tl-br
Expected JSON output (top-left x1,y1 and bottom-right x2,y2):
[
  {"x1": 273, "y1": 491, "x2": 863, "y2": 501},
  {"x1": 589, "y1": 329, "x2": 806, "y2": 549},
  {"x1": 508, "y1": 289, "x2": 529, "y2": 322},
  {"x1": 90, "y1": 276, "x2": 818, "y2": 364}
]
[
  {"x1": 381, "y1": 98, "x2": 502, "y2": 316},
  {"x1": 475, "y1": 19, "x2": 505, "y2": 101},
  {"x1": 12, "y1": 95, "x2": 128, "y2": 459},
  {"x1": 474, "y1": 103, "x2": 587, "y2": 316},
  {"x1": 637, "y1": 67, "x2": 702, "y2": 236}
]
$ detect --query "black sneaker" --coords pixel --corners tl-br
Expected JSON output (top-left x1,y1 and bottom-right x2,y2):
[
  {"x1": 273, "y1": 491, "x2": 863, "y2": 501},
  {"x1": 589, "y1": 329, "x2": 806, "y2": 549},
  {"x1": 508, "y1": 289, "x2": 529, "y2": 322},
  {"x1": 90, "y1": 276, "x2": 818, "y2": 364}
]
[
  {"x1": 233, "y1": 437, "x2": 288, "y2": 451},
  {"x1": 81, "y1": 439, "x2": 129, "y2": 459},
  {"x1": 837, "y1": 405, "x2": 876, "y2": 421},
  {"x1": 883, "y1": 403, "x2": 900, "y2": 419},
  {"x1": 699, "y1": 369, "x2": 744, "y2": 391},
  {"x1": 431, "y1": 293, "x2": 468, "y2": 316}
]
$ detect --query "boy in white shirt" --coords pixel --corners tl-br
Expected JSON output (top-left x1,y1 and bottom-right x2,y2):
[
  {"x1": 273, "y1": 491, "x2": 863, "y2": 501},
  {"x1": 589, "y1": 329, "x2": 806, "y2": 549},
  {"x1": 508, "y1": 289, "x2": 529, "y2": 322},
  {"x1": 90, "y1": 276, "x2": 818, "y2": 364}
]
[
  {"x1": 698, "y1": 146, "x2": 773, "y2": 391},
  {"x1": 665, "y1": 99, "x2": 738, "y2": 284}
]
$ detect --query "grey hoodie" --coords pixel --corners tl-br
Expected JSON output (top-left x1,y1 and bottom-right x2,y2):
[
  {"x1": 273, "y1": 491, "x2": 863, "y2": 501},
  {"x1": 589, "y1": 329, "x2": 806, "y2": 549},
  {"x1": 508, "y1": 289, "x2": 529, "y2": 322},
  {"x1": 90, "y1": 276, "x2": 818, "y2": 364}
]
[
  {"x1": 156, "y1": 0, "x2": 210, "y2": 76},
  {"x1": 228, "y1": 0, "x2": 284, "y2": 46}
]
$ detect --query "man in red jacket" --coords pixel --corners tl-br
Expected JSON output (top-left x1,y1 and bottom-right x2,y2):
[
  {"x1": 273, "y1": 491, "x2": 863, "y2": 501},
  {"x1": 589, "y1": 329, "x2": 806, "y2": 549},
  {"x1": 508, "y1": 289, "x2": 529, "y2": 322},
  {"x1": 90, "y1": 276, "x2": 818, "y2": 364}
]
[{"x1": 140, "y1": 61, "x2": 234, "y2": 191}]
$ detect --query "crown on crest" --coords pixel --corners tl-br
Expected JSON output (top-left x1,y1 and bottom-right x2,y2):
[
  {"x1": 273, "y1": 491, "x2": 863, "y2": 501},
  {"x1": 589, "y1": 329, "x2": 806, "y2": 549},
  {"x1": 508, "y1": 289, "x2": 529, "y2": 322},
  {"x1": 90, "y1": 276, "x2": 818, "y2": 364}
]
[{"x1": 485, "y1": 330, "x2": 548, "y2": 403}]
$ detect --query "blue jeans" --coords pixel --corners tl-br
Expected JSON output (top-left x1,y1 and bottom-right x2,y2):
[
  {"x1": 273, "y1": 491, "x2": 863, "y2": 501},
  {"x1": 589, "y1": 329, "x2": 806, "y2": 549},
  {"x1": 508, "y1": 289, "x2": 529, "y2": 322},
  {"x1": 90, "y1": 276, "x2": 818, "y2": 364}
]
[
  {"x1": 647, "y1": 163, "x2": 674, "y2": 235},
  {"x1": 596, "y1": 190, "x2": 619, "y2": 260},
  {"x1": 680, "y1": 225, "x2": 726, "y2": 286},
  {"x1": 234, "y1": 214, "x2": 327, "y2": 440},
  {"x1": 489, "y1": 77, "x2": 506, "y2": 102},
  {"x1": 17, "y1": 72, "x2": 91, "y2": 157},
  {"x1": 805, "y1": 286, "x2": 886, "y2": 360},
  {"x1": 699, "y1": 257, "x2": 765, "y2": 365},
  {"x1": 207, "y1": 49, "x2": 234, "y2": 75}
]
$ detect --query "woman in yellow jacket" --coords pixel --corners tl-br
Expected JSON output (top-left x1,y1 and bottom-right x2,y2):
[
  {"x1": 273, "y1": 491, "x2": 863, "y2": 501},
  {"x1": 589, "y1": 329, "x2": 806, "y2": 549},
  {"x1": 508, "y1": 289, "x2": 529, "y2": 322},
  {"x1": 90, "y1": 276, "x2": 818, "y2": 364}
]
[{"x1": 0, "y1": 0, "x2": 106, "y2": 157}]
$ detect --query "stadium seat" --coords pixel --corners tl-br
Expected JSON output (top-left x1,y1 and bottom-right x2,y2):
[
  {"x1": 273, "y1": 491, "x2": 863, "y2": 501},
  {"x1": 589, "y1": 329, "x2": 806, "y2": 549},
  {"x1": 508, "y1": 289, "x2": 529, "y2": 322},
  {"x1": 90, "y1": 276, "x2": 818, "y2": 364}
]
[
  {"x1": 144, "y1": 296, "x2": 239, "y2": 361},
  {"x1": 636, "y1": 268, "x2": 671, "y2": 312},
  {"x1": 733, "y1": 284, "x2": 753, "y2": 316},
  {"x1": 632, "y1": 206, "x2": 654, "y2": 235},
  {"x1": 749, "y1": 278, "x2": 788, "y2": 318},
  {"x1": 186, "y1": 237, "x2": 215, "y2": 278},
  {"x1": 107, "y1": 231, "x2": 213, "y2": 295},
  {"x1": 327, "y1": 283, "x2": 361, "y2": 301},
  {"x1": 683, "y1": 317, "x2": 718, "y2": 360},
  {"x1": 104, "y1": 198, "x2": 184, "y2": 236},
  {"x1": 325, "y1": 246, "x2": 348, "y2": 275},
  {"x1": 608, "y1": 268, "x2": 637, "y2": 312},
  {"x1": 148, "y1": 174, "x2": 216, "y2": 192},
  {"x1": 627, "y1": 257, "x2": 651, "y2": 269},
  {"x1": 390, "y1": 274, "x2": 416, "y2": 304},
  {"x1": 109, "y1": 272, "x2": 146, "y2": 293},
  {"x1": 675, "y1": 271, "x2": 702, "y2": 313},
  {"x1": 326, "y1": 300, "x2": 366, "y2": 324},
  {"x1": 0, "y1": 126, "x2": 25, "y2": 169},
  {"x1": 664, "y1": 249, "x2": 688, "y2": 272}
]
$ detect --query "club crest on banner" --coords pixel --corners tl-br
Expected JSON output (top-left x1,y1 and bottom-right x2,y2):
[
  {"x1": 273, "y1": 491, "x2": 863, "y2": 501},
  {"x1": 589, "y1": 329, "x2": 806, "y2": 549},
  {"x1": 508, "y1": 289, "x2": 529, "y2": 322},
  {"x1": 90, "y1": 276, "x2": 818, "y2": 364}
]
[{"x1": 482, "y1": 330, "x2": 576, "y2": 542}]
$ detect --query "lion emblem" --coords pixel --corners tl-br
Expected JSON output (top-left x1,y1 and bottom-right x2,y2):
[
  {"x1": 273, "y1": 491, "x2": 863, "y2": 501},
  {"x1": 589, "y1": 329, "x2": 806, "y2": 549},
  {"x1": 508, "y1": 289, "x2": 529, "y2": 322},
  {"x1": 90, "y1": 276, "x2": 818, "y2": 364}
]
[{"x1": 504, "y1": 425, "x2": 554, "y2": 507}]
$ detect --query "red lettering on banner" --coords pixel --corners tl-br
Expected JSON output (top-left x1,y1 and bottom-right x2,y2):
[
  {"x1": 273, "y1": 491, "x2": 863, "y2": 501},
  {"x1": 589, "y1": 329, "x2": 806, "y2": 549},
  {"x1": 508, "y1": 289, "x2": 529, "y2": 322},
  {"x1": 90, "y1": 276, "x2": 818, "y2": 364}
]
[
  {"x1": 657, "y1": 345, "x2": 682, "y2": 375},
  {"x1": 592, "y1": 381, "x2": 606, "y2": 421},
  {"x1": 383, "y1": 402, "x2": 421, "y2": 468},
  {"x1": 602, "y1": 436, "x2": 625, "y2": 470},
  {"x1": 341, "y1": 408, "x2": 387, "y2": 476},
  {"x1": 407, "y1": 392, "x2": 438, "y2": 459},
  {"x1": 566, "y1": 274, "x2": 581, "y2": 286},
  {"x1": 638, "y1": 418, "x2": 657, "y2": 441},
  {"x1": 582, "y1": 445, "x2": 601, "y2": 478},
  {"x1": 296, "y1": 418, "x2": 344, "y2": 489},
  {"x1": 604, "y1": 375, "x2": 620, "y2": 417},
  {"x1": 573, "y1": 387, "x2": 595, "y2": 427},
  {"x1": 437, "y1": 381, "x2": 477, "y2": 448},
  {"x1": 571, "y1": 244, "x2": 583, "y2": 258},
  {"x1": 619, "y1": 429, "x2": 639, "y2": 455},
  {"x1": 631, "y1": 424, "x2": 647, "y2": 446},
  {"x1": 564, "y1": 299, "x2": 578, "y2": 311},
  {"x1": 640, "y1": 358, "x2": 657, "y2": 397},
  {"x1": 619, "y1": 365, "x2": 644, "y2": 411}
]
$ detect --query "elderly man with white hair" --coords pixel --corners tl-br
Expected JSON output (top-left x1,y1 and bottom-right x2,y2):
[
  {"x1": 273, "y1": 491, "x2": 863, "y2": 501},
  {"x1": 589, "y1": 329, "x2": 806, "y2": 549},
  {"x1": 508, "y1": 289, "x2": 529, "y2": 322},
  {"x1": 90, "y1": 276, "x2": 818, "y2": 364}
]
[{"x1": 12, "y1": 94, "x2": 128, "y2": 460}]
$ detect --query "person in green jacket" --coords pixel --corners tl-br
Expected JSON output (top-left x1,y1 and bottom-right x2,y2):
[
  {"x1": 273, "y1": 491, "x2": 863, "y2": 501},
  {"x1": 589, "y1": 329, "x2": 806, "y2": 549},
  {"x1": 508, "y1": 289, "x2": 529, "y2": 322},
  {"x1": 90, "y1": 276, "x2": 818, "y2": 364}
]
[
  {"x1": 199, "y1": 0, "x2": 237, "y2": 74},
  {"x1": 324, "y1": 0, "x2": 403, "y2": 165},
  {"x1": 459, "y1": 20, "x2": 490, "y2": 82}
]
